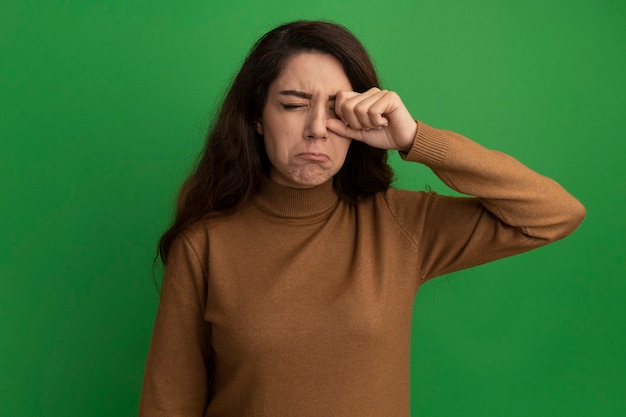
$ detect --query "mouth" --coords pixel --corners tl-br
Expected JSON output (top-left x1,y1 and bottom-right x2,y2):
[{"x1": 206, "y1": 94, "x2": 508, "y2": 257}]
[{"x1": 296, "y1": 152, "x2": 330, "y2": 162}]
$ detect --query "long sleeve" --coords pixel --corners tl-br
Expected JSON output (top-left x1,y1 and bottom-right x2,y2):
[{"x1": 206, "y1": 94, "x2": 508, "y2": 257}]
[
  {"x1": 391, "y1": 121, "x2": 586, "y2": 281},
  {"x1": 139, "y1": 233, "x2": 211, "y2": 417}
]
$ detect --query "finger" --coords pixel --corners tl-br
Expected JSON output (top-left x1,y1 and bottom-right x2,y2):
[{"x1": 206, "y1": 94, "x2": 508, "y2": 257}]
[
  {"x1": 368, "y1": 90, "x2": 400, "y2": 118},
  {"x1": 326, "y1": 118, "x2": 382, "y2": 143},
  {"x1": 337, "y1": 88, "x2": 381, "y2": 129},
  {"x1": 326, "y1": 118, "x2": 359, "y2": 139},
  {"x1": 340, "y1": 88, "x2": 381, "y2": 129},
  {"x1": 352, "y1": 90, "x2": 391, "y2": 129},
  {"x1": 333, "y1": 90, "x2": 359, "y2": 123}
]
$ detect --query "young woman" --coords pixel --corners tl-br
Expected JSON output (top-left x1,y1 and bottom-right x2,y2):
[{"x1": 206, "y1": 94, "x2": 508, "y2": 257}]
[{"x1": 139, "y1": 20, "x2": 585, "y2": 416}]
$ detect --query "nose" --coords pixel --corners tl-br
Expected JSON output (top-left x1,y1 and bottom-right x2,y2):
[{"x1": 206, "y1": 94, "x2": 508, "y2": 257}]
[{"x1": 305, "y1": 107, "x2": 328, "y2": 140}]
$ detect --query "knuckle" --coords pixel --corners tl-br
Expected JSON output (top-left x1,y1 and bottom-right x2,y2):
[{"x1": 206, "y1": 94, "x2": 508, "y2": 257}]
[
  {"x1": 339, "y1": 101, "x2": 352, "y2": 114},
  {"x1": 336, "y1": 90, "x2": 349, "y2": 100},
  {"x1": 367, "y1": 106, "x2": 379, "y2": 116},
  {"x1": 354, "y1": 102, "x2": 367, "y2": 113}
]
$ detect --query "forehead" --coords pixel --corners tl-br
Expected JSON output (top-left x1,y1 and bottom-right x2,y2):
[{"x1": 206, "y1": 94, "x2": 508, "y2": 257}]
[{"x1": 270, "y1": 52, "x2": 352, "y2": 93}]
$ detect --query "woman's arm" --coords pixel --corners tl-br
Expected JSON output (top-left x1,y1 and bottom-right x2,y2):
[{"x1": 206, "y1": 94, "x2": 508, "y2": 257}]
[
  {"x1": 389, "y1": 121, "x2": 586, "y2": 281},
  {"x1": 139, "y1": 233, "x2": 211, "y2": 417},
  {"x1": 328, "y1": 90, "x2": 585, "y2": 281},
  {"x1": 406, "y1": 121, "x2": 586, "y2": 242}
]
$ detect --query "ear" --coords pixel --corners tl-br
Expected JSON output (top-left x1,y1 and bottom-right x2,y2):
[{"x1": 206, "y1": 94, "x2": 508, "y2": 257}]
[{"x1": 255, "y1": 121, "x2": 263, "y2": 135}]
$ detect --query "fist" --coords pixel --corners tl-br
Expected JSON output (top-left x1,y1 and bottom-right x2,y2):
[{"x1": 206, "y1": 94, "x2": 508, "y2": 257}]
[{"x1": 327, "y1": 87, "x2": 417, "y2": 152}]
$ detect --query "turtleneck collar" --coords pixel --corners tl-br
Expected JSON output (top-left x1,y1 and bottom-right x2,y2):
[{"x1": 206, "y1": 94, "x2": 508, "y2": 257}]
[{"x1": 251, "y1": 177, "x2": 340, "y2": 220}]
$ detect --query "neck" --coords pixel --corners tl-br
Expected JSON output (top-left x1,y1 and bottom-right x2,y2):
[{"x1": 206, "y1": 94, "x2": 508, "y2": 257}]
[{"x1": 252, "y1": 177, "x2": 339, "y2": 219}]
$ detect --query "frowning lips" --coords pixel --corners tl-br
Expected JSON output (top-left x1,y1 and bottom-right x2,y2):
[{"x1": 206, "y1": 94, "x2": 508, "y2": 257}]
[{"x1": 296, "y1": 152, "x2": 330, "y2": 162}]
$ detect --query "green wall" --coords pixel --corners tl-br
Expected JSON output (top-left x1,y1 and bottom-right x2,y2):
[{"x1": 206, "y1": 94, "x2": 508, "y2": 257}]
[{"x1": 2, "y1": 1, "x2": 624, "y2": 416}]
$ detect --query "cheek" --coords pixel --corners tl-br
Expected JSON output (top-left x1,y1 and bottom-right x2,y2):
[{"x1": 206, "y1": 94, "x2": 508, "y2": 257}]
[
  {"x1": 263, "y1": 120, "x2": 300, "y2": 155},
  {"x1": 334, "y1": 138, "x2": 352, "y2": 163},
  {"x1": 263, "y1": 131, "x2": 293, "y2": 170},
  {"x1": 263, "y1": 135, "x2": 281, "y2": 163}
]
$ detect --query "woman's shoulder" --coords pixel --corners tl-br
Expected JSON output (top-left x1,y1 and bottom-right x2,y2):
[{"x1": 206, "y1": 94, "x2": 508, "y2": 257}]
[
  {"x1": 370, "y1": 185, "x2": 437, "y2": 208},
  {"x1": 179, "y1": 206, "x2": 255, "y2": 248},
  {"x1": 365, "y1": 185, "x2": 469, "y2": 226},
  {"x1": 349, "y1": 186, "x2": 437, "y2": 226}
]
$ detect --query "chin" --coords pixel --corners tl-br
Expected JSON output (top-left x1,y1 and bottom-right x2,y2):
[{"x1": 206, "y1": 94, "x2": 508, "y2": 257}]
[{"x1": 286, "y1": 168, "x2": 334, "y2": 188}]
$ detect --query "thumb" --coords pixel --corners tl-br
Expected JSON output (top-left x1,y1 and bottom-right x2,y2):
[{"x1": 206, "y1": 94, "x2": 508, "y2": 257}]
[
  {"x1": 326, "y1": 118, "x2": 351, "y2": 138},
  {"x1": 326, "y1": 118, "x2": 367, "y2": 141}
]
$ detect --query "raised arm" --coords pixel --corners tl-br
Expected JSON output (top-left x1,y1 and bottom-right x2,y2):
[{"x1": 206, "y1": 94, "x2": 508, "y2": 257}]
[
  {"x1": 388, "y1": 121, "x2": 586, "y2": 280},
  {"x1": 405, "y1": 121, "x2": 586, "y2": 242},
  {"x1": 328, "y1": 89, "x2": 586, "y2": 281}
]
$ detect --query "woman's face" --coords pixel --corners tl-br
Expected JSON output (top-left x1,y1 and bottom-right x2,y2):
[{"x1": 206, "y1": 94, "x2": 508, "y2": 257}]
[{"x1": 258, "y1": 53, "x2": 353, "y2": 188}]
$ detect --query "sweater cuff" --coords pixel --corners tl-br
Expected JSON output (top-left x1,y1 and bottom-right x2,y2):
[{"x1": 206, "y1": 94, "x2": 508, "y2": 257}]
[{"x1": 399, "y1": 121, "x2": 448, "y2": 167}]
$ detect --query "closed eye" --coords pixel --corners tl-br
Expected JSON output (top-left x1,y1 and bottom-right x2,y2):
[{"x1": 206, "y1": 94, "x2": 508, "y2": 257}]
[{"x1": 281, "y1": 103, "x2": 305, "y2": 110}]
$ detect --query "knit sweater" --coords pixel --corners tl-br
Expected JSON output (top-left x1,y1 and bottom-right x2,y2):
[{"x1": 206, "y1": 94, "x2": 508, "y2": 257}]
[{"x1": 139, "y1": 122, "x2": 585, "y2": 416}]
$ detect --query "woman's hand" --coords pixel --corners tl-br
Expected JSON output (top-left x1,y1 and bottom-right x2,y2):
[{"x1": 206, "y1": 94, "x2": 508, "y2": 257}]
[{"x1": 326, "y1": 87, "x2": 417, "y2": 152}]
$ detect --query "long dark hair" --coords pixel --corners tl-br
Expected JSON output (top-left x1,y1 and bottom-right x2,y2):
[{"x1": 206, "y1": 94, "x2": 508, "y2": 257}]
[{"x1": 158, "y1": 20, "x2": 394, "y2": 263}]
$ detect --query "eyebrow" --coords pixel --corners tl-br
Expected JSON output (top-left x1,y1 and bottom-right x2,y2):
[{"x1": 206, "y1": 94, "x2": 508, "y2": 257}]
[{"x1": 278, "y1": 90, "x2": 336, "y2": 101}]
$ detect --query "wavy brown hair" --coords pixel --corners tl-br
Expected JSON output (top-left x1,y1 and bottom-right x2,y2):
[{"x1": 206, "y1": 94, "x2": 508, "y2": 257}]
[{"x1": 158, "y1": 20, "x2": 394, "y2": 263}]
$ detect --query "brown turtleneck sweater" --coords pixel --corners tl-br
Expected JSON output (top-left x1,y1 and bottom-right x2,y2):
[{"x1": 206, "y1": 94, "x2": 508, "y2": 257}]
[{"x1": 139, "y1": 122, "x2": 585, "y2": 416}]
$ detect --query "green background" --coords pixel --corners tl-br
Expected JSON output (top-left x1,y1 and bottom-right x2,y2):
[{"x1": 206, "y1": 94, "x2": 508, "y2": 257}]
[{"x1": 2, "y1": 1, "x2": 624, "y2": 416}]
